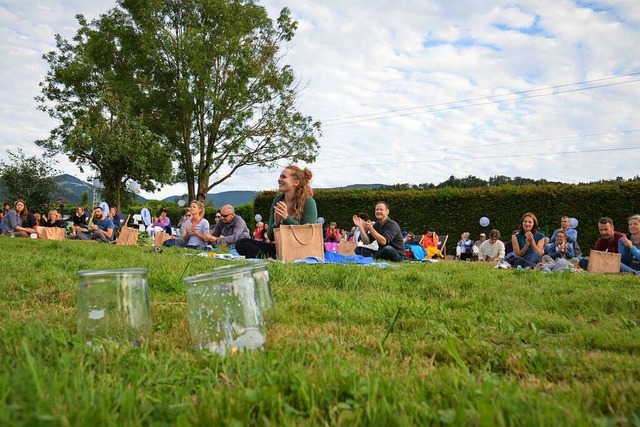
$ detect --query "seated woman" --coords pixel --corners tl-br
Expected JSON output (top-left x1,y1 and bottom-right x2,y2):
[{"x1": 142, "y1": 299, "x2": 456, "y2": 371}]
[
  {"x1": 253, "y1": 221, "x2": 265, "y2": 241},
  {"x1": 419, "y1": 228, "x2": 443, "y2": 259},
  {"x1": 543, "y1": 229, "x2": 577, "y2": 263},
  {"x1": 511, "y1": 212, "x2": 545, "y2": 268},
  {"x1": 455, "y1": 232, "x2": 474, "y2": 260},
  {"x1": 325, "y1": 221, "x2": 340, "y2": 252},
  {"x1": 0, "y1": 200, "x2": 36, "y2": 237},
  {"x1": 41, "y1": 210, "x2": 67, "y2": 228},
  {"x1": 164, "y1": 200, "x2": 210, "y2": 250},
  {"x1": 619, "y1": 214, "x2": 640, "y2": 274},
  {"x1": 236, "y1": 165, "x2": 317, "y2": 259},
  {"x1": 147, "y1": 207, "x2": 171, "y2": 237}
]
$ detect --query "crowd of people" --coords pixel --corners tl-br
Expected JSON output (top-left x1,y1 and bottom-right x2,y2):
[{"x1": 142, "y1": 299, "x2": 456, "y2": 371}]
[{"x1": 2, "y1": 164, "x2": 639, "y2": 275}]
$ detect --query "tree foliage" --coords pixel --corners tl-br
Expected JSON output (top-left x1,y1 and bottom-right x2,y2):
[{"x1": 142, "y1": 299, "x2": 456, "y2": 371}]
[
  {"x1": 39, "y1": 0, "x2": 321, "y2": 202},
  {"x1": 0, "y1": 149, "x2": 60, "y2": 211},
  {"x1": 36, "y1": 13, "x2": 174, "y2": 208}
]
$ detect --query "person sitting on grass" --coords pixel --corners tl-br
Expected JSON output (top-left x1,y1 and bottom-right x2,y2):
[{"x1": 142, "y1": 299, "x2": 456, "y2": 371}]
[
  {"x1": 71, "y1": 206, "x2": 89, "y2": 236},
  {"x1": 205, "y1": 205, "x2": 250, "y2": 248},
  {"x1": 477, "y1": 229, "x2": 505, "y2": 262},
  {"x1": 511, "y1": 212, "x2": 545, "y2": 269},
  {"x1": 1, "y1": 199, "x2": 36, "y2": 237},
  {"x1": 40, "y1": 210, "x2": 67, "y2": 229},
  {"x1": 456, "y1": 232, "x2": 474, "y2": 261},
  {"x1": 577, "y1": 217, "x2": 625, "y2": 269},
  {"x1": 543, "y1": 229, "x2": 578, "y2": 263},
  {"x1": 76, "y1": 206, "x2": 114, "y2": 242},
  {"x1": 147, "y1": 207, "x2": 171, "y2": 237},
  {"x1": 236, "y1": 165, "x2": 317, "y2": 259},
  {"x1": 353, "y1": 201, "x2": 405, "y2": 262},
  {"x1": 165, "y1": 200, "x2": 210, "y2": 250},
  {"x1": 619, "y1": 214, "x2": 640, "y2": 275}
]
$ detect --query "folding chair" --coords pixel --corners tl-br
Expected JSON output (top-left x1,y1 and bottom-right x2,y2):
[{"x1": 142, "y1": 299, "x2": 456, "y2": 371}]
[{"x1": 437, "y1": 234, "x2": 449, "y2": 257}]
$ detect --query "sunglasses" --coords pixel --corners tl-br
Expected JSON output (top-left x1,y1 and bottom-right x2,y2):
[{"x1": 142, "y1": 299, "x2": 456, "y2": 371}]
[{"x1": 220, "y1": 213, "x2": 232, "y2": 219}]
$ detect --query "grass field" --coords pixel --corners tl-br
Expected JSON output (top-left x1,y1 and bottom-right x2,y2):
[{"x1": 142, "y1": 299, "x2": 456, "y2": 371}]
[{"x1": 1, "y1": 238, "x2": 639, "y2": 426}]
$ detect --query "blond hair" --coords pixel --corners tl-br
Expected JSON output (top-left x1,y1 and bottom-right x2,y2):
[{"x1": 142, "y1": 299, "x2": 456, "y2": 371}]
[{"x1": 285, "y1": 165, "x2": 313, "y2": 221}]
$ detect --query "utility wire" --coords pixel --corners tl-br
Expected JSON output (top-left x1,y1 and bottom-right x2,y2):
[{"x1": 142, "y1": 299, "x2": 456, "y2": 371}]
[{"x1": 321, "y1": 73, "x2": 640, "y2": 126}]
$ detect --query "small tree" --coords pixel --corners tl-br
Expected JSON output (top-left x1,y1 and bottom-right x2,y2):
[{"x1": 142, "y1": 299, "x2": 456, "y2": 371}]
[{"x1": 0, "y1": 149, "x2": 60, "y2": 211}]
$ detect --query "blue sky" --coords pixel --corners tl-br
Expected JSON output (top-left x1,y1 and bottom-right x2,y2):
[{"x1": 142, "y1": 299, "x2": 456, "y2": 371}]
[{"x1": 1, "y1": 0, "x2": 639, "y2": 199}]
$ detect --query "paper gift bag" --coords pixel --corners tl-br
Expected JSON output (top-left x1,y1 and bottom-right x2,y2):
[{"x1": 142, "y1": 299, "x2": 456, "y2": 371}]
[
  {"x1": 274, "y1": 223, "x2": 324, "y2": 262},
  {"x1": 116, "y1": 226, "x2": 139, "y2": 246},
  {"x1": 338, "y1": 241, "x2": 358, "y2": 256},
  {"x1": 587, "y1": 250, "x2": 621, "y2": 273},
  {"x1": 154, "y1": 231, "x2": 175, "y2": 247},
  {"x1": 37, "y1": 226, "x2": 66, "y2": 241}
]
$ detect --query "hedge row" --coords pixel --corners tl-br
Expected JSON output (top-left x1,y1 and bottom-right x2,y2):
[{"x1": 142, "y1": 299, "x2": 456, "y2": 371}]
[{"x1": 254, "y1": 182, "x2": 640, "y2": 254}]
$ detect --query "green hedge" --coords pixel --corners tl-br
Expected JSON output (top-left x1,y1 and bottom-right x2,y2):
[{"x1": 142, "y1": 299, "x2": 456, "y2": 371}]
[{"x1": 254, "y1": 182, "x2": 640, "y2": 254}]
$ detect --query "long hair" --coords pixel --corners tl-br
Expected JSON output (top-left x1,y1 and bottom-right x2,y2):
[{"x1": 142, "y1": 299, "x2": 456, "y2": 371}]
[
  {"x1": 14, "y1": 199, "x2": 28, "y2": 221},
  {"x1": 518, "y1": 212, "x2": 539, "y2": 235},
  {"x1": 286, "y1": 165, "x2": 313, "y2": 221}
]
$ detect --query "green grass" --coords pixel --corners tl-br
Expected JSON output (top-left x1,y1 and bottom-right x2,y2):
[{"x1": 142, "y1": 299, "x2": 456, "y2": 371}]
[{"x1": 1, "y1": 238, "x2": 640, "y2": 425}]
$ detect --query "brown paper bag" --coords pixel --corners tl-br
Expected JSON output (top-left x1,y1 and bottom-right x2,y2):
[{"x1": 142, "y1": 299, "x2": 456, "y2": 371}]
[
  {"x1": 274, "y1": 223, "x2": 324, "y2": 263},
  {"x1": 116, "y1": 226, "x2": 139, "y2": 246},
  {"x1": 37, "y1": 226, "x2": 66, "y2": 241},
  {"x1": 154, "y1": 231, "x2": 175, "y2": 247},
  {"x1": 587, "y1": 250, "x2": 621, "y2": 273},
  {"x1": 338, "y1": 241, "x2": 358, "y2": 256}
]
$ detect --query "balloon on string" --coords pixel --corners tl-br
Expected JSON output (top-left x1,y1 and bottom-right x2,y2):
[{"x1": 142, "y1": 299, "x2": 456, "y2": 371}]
[
  {"x1": 479, "y1": 216, "x2": 490, "y2": 227},
  {"x1": 317, "y1": 217, "x2": 325, "y2": 224},
  {"x1": 569, "y1": 217, "x2": 579, "y2": 229},
  {"x1": 141, "y1": 208, "x2": 151, "y2": 226},
  {"x1": 255, "y1": 214, "x2": 262, "y2": 222},
  {"x1": 177, "y1": 199, "x2": 186, "y2": 207},
  {"x1": 99, "y1": 202, "x2": 109, "y2": 215}
]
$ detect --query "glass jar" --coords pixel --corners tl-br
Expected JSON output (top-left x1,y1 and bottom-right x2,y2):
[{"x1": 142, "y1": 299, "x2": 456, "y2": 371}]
[
  {"x1": 184, "y1": 266, "x2": 265, "y2": 356},
  {"x1": 77, "y1": 268, "x2": 152, "y2": 347}
]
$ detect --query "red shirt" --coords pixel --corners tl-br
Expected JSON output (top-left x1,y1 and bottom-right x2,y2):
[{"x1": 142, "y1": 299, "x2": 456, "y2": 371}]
[{"x1": 594, "y1": 231, "x2": 625, "y2": 253}]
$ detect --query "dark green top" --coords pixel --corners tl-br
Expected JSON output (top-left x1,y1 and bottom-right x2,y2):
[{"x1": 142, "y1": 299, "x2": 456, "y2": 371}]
[{"x1": 267, "y1": 194, "x2": 318, "y2": 241}]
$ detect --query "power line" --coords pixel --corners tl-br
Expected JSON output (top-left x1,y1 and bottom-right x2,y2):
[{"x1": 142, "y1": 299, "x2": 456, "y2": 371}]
[{"x1": 321, "y1": 72, "x2": 640, "y2": 127}]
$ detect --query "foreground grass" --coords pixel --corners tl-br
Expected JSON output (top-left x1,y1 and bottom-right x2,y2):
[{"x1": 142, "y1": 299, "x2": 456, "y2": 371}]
[{"x1": 1, "y1": 238, "x2": 639, "y2": 426}]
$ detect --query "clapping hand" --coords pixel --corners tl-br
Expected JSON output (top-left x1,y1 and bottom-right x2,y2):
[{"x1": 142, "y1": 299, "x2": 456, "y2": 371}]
[{"x1": 274, "y1": 201, "x2": 288, "y2": 224}]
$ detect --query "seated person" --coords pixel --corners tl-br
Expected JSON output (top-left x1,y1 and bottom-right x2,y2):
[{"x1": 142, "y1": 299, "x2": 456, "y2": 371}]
[
  {"x1": 76, "y1": 206, "x2": 114, "y2": 242},
  {"x1": 419, "y1": 228, "x2": 443, "y2": 259},
  {"x1": 109, "y1": 207, "x2": 124, "y2": 233},
  {"x1": 352, "y1": 212, "x2": 379, "y2": 251},
  {"x1": 511, "y1": 212, "x2": 545, "y2": 268},
  {"x1": 206, "y1": 205, "x2": 250, "y2": 247},
  {"x1": 340, "y1": 228, "x2": 348, "y2": 241},
  {"x1": 619, "y1": 214, "x2": 640, "y2": 274},
  {"x1": 455, "y1": 232, "x2": 474, "y2": 260},
  {"x1": 253, "y1": 221, "x2": 265, "y2": 241},
  {"x1": 34, "y1": 212, "x2": 41, "y2": 227},
  {"x1": 477, "y1": 229, "x2": 505, "y2": 262},
  {"x1": 71, "y1": 206, "x2": 89, "y2": 235},
  {"x1": 165, "y1": 200, "x2": 210, "y2": 250},
  {"x1": 473, "y1": 233, "x2": 486, "y2": 257},
  {"x1": 543, "y1": 229, "x2": 577, "y2": 263},
  {"x1": 236, "y1": 165, "x2": 316, "y2": 259},
  {"x1": 1, "y1": 200, "x2": 36, "y2": 237},
  {"x1": 404, "y1": 231, "x2": 416, "y2": 243},
  {"x1": 40, "y1": 210, "x2": 67, "y2": 228},
  {"x1": 147, "y1": 207, "x2": 171, "y2": 236},
  {"x1": 325, "y1": 221, "x2": 340, "y2": 243},
  {"x1": 577, "y1": 217, "x2": 625, "y2": 269},
  {"x1": 353, "y1": 201, "x2": 405, "y2": 262},
  {"x1": 549, "y1": 215, "x2": 578, "y2": 244}
]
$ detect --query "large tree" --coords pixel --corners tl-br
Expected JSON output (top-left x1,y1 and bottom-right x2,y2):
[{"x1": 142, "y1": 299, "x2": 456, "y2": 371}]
[
  {"x1": 0, "y1": 149, "x2": 59, "y2": 211},
  {"x1": 40, "y1": 0, "x2": 321, "y2": 202},
  {"x1": 37, "y1": 14, "x2": 174, "y2": 208}
]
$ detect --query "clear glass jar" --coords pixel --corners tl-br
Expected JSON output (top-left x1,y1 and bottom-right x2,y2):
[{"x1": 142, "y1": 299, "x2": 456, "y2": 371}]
[
  {"x1": 77, "y1": 268, "x2": 152, "y2": 347},
  {"x1": 184, "y1": 266, "x2": 265, "y2": 356},
  {"x1": 249, "y1": 262, "x2": 274, "y2": 321}
]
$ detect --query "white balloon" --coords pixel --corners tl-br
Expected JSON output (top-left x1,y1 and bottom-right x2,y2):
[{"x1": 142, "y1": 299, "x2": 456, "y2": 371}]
[
  {"x1": 177, "y1": 199, "x2": 186, "y2": 207},
  {"x1": 317, "y1": 217, "x2": 325, "y2": 224},
  {"x1": 569, "y1": 217, "x2": 579, "y2": 229},
  {"x1": 255, "y1": 214, "x2": 262, "y2": 222},
  {"x1": 479, "y1": 216, "x2": 490, "y2": 227},
  {"x1": 99, "y1": 202, "x2": 109, "y2": 214}
]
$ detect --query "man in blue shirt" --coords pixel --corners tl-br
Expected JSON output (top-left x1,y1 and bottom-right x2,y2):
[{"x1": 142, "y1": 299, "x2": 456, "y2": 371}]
[{"x1": 77, "y1": 206, "x2": 114, "y2": 242}]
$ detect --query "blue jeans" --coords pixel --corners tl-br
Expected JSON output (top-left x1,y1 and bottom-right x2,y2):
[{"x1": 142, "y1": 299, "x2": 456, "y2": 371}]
[
  {"x1": 513, "y1": 252, "x2": 541, "y2": 268},
  {"x1": 355, "y1": 245, "x2": 404, "y2": 262}
]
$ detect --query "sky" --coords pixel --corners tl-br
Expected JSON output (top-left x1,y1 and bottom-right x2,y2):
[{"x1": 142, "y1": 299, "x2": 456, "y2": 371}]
[{"x1": 1, "y1": 0, "x2": 639, "y2": 200}]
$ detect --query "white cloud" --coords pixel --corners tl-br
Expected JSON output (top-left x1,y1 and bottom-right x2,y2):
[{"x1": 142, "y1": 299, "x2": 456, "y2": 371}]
[{"x1": 0, "y1": 0, "x2": 639, "y2": 201}]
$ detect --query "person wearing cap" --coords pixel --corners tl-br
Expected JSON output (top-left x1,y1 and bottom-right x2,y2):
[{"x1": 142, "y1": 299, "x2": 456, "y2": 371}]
[{"x1": 473, "y1": 232, "x2": 487, "y2": 258}]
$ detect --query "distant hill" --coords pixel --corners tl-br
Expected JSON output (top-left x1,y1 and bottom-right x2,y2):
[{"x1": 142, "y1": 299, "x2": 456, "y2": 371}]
[{"x1": 0, "y1": 174, "x2": 385, "y2": 207}]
